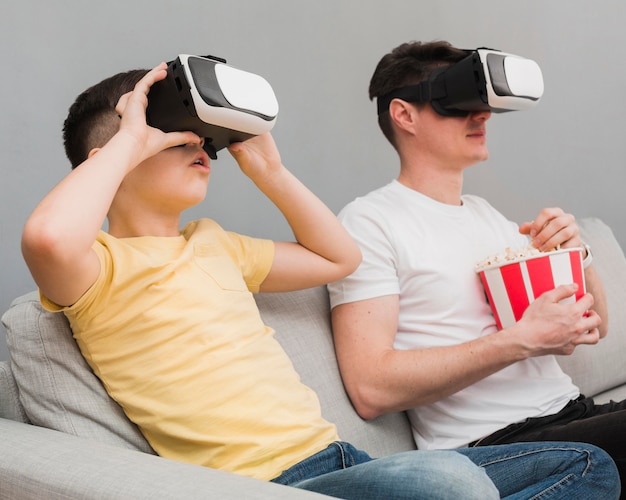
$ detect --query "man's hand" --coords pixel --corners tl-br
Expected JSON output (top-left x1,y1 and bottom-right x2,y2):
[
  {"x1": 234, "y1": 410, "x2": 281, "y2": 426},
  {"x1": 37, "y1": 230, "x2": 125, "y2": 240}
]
[
  {"x1": 519, "y1": 207, "x2": 583, "y2": 252},
  {"x1": 510, "y1": 284, "x2": 601, "y2": 356}
]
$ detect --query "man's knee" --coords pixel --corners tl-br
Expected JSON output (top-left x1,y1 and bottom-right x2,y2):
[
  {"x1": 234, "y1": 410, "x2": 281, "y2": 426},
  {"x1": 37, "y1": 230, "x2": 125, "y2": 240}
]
[{"x1": 381, "y1": 450, "x2": 499, "y2": 500}]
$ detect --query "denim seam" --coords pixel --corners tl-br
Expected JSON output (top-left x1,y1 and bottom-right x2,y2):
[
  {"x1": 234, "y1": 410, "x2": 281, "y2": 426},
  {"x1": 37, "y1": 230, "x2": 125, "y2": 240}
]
[
  {"x1": 332, "y1": 442, "x2": 348, "y2": 469},
  {"x1": 480, "y1": 447, "x2": 593, "y2": 500},
  {"x1": 527, "y1": 473, "x2": 575, "y2": 500},
  {"x1": 477, "y1": 446, "x2": 592, "y2": 476}
]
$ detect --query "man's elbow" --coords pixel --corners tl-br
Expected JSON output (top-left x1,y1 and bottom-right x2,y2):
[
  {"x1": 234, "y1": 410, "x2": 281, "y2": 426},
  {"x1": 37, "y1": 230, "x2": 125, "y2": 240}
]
[
  {"x1": 345, "y1": 382, "x2": 388, "y2": 420},
  {"x1": 599, "y1": 318, "x2": 609, "y2": 339}
]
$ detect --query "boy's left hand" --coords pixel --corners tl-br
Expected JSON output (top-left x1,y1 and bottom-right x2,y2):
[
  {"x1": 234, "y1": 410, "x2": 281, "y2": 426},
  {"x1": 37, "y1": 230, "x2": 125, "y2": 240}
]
[
  {"x1": 519, "y1": 207, "x2": 583, "y2": 251},
  {"x1": 227, "y1": 133, "x2": 283, "y2": 183}
]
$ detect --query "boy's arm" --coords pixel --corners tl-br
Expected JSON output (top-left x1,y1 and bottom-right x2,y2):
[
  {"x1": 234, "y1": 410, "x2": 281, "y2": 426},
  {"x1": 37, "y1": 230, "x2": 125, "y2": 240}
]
[
  {"x1": 21, "y1": 64, "x2": 200, "y2": 306},
  {"x1": 227, "y1": 134, "x2": 361, "y2": 292}
]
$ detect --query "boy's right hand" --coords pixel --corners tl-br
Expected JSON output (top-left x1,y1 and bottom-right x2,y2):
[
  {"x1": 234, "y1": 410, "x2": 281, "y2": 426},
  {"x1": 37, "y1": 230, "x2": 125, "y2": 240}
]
[{"x1": 114, "y1": 63, "x2": 201, "y2": 168}]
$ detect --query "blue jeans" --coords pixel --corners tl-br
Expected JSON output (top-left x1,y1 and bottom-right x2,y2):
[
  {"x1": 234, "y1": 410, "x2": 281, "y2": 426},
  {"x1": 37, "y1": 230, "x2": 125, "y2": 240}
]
[
  {"x1": 470, "y1": 396, "x2": 626, "y2": 498},
  {"x1": 271, "y1": 441, "x2": 620, "y2": 499}
]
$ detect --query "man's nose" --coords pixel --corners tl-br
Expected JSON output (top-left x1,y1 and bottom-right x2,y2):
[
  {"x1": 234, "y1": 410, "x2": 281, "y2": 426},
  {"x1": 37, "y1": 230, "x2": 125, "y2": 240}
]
[{"x1": 470, "y1": 110, "x2": 492, "y2": 121}]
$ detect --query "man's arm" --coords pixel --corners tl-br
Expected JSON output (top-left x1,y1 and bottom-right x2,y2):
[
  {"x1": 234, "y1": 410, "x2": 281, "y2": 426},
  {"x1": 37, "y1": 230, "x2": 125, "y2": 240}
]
[
  {"x1": 332, "y1": 285, "x2": 601, "y2": 420},
  {"x1": 228, "y1": 134, "x2": 361, "y2": 292},
  {"x1": 21, "y1": 64, "x2": 199, "y2": 306}
]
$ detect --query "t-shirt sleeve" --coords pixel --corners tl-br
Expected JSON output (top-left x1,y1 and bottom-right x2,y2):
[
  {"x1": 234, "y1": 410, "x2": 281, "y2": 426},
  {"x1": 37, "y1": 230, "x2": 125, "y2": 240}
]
[
  {"x1": 327, "y1": 201, "x2": 400, "y2": 308},
  {"x1": 39, "y1": 237, "x2": 110, "y2": 313},
  {"x1": 226, "y1": 232, "x2": 275, "y2": 293}
]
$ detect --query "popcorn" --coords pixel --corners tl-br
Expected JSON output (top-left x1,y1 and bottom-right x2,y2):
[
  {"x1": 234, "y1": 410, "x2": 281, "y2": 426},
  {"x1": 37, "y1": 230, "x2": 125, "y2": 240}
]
[{"x1": 475, "y1": 244, "x2": 543, "y2": 271}]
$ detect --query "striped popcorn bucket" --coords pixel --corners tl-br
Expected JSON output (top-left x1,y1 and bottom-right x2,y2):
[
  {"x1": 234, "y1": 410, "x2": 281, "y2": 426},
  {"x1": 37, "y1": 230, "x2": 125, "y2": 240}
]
[{"x1": 478, "y1": 248, "x2": 586, "y2": 330}]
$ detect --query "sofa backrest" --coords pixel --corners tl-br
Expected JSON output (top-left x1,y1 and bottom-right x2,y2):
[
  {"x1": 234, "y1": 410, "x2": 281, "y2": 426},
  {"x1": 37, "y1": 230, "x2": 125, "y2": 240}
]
[
  {"x1": 1, "y1": 292, "x2": 156, "y2": 453},
  {"x1": 256, "y1": 287, "x2": 416, "y2": 457},
  {"x1": 0, "y1": 288, "x2": 416, "y2": 460}
]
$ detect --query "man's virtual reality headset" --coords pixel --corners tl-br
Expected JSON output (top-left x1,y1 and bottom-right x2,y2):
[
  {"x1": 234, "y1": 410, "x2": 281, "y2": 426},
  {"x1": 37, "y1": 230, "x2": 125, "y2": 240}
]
[
  {"x1": 377, "y1": 48, "x2": 544, "y2": 117},
  {"x1": 146, "y1": 54, "x2": 279, "y2": 159}
]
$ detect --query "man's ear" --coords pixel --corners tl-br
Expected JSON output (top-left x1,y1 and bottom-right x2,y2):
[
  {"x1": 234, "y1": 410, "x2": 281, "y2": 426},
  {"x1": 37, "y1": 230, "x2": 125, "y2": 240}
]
[
  {"x1": 388, "y1": 99, "x2": 418, "y2": 135},
  {"x1": 87, "y1": 148, "x2": 101, "y2": 159}
]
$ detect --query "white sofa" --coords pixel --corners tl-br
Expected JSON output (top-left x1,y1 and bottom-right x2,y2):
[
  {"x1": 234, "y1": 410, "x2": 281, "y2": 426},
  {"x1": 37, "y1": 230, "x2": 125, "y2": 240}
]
[{"x1": 1, "y1": 217, "x2": 625, "y2": 499}]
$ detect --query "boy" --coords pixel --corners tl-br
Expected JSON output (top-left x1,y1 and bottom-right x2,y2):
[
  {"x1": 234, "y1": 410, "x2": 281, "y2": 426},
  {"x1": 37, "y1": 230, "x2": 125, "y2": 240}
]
[{"x1": 21, "y1": 62, "x2": 619, "y2": 499}]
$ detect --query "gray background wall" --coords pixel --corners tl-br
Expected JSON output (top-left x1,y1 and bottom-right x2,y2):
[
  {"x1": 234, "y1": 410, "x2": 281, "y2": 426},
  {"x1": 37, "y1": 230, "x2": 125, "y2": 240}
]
[{"x1": 1, "y1": 0, "x2": 625, "y2": 360}]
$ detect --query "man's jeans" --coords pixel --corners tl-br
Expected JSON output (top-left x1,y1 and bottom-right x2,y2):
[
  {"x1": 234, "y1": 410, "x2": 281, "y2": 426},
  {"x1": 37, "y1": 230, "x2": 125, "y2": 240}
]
[
  {"x1": 271, "y1": 440, "x2": 620, "y2": 499},
  {"x1": 471, "y1": 396, "x2": 626, "y2": 497}
]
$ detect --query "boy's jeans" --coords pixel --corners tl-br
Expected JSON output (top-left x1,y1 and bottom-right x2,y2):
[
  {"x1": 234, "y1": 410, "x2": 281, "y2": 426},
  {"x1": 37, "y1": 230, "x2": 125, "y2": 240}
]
[{"x1": 271, "y1": 440, "x2": 620, "y2": 499}]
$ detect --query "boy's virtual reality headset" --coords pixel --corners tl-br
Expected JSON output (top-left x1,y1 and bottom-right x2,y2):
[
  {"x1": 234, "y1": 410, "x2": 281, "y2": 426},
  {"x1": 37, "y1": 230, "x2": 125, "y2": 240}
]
[
  {"x1": 377, "y1": 48, "x2": 544, "y2": 117},
  {"x1": 146, "y1": 54, "x2": 279, "y2": 159}
]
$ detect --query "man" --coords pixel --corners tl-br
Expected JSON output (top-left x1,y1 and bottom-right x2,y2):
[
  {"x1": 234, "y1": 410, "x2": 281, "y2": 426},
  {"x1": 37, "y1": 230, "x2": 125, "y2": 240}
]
[{"x1": 329, "y1": 40, "x2": 625, "y2": 492}]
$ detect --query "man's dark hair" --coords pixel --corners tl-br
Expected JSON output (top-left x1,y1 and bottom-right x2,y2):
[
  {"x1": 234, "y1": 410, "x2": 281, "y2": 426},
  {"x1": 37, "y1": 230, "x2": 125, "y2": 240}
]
[
  {"x1": 63, "y1": 69, "x2": 149, "y2": 169},
  {"x1": 369, "y1": 41, "x2": 467, "y2": 147}
]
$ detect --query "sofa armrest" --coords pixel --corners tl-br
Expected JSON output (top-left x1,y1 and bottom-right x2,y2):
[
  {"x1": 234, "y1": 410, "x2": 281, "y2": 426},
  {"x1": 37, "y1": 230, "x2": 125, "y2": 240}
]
[{"x1": 0, "y1": 418, "x2": 329, "y2": 500}]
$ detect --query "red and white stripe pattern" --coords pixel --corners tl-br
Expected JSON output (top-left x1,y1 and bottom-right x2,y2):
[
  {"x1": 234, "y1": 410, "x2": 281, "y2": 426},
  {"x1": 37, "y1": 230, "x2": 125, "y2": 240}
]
[{"x1": 479, "y1": 248, "x2": 585, "y2": 330}]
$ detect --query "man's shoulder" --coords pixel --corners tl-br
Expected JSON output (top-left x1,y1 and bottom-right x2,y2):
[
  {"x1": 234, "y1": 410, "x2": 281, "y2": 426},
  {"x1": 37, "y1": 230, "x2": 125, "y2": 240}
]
[
  {"x1": 339, "y1": 181, "x2": 399, "y2": 217},
  {"x1": 461, "y1": 194, "x2": 500, "y2": 213}
]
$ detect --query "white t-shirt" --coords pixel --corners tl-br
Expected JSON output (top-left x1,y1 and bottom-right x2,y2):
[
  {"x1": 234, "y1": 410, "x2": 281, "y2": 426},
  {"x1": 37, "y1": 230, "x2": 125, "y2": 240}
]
[{"x1": 328, "y1": 180, "x2": 579, "y2": 450}]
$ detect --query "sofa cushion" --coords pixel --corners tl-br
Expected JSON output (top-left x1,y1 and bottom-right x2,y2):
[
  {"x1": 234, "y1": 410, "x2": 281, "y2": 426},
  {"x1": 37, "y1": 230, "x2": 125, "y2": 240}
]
[
  {"x1": 2, "y1": 292, "x2": 155, "y2": 454},
  {"x1": 557, "y1": 218, "x2": 626, "y2": 398},
  {"x1": 255, "y1": 286, "x2": 416, "y2": 458}
]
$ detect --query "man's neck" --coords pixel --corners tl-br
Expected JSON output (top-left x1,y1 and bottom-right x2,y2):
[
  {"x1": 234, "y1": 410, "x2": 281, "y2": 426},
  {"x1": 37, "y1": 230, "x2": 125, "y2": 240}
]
[{"x1": 397, "y1": 160, "x2": 464, "y2": 206}]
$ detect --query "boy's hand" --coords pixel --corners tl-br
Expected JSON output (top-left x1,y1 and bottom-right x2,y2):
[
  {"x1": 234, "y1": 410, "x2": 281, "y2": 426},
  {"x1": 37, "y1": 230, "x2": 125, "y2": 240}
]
[
  {"x1": 226, "y1": 132, "x2": 361, "y2": 292},
  {"x1": 115, "y1": 63, "x2": 201, "y2": 167},
  {"x1": 519, "y1": 207, "x2": 583, "y2": 251},
  {"x1": 227, "y1": 133, "x2": 283, "y2": 183}
]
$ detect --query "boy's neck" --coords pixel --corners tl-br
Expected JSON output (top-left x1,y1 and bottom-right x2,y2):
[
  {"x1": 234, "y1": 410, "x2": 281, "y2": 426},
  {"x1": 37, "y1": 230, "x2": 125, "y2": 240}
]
[{"x1": 108, "y1": 215, "x2": 182, "y2": 238}]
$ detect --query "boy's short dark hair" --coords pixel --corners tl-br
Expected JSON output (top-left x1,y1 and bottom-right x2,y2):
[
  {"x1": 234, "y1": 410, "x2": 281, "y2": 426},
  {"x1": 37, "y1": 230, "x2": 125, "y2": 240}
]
[
  {"x1": 63, "y1": 69, "x2": 148, "y2": 169},
  {"x1": 369, "y1": 40, "x2": 467, "y2": 147}
]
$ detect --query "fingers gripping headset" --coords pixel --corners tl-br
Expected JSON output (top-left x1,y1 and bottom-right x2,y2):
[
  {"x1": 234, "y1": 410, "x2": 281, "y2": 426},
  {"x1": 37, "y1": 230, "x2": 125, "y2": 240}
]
[
  {"x1": 146, "y1": 54, "x2": 279, "y2": 159},
  {"x1": 376, "y1": 48, "x2": 544, "y2": 117}
]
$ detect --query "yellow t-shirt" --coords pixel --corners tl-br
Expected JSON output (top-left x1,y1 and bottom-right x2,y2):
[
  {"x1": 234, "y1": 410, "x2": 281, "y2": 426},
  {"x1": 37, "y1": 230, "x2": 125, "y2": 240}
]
[{"x1": 42, "y1": 218, "x2": 338, "y2": 480}]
